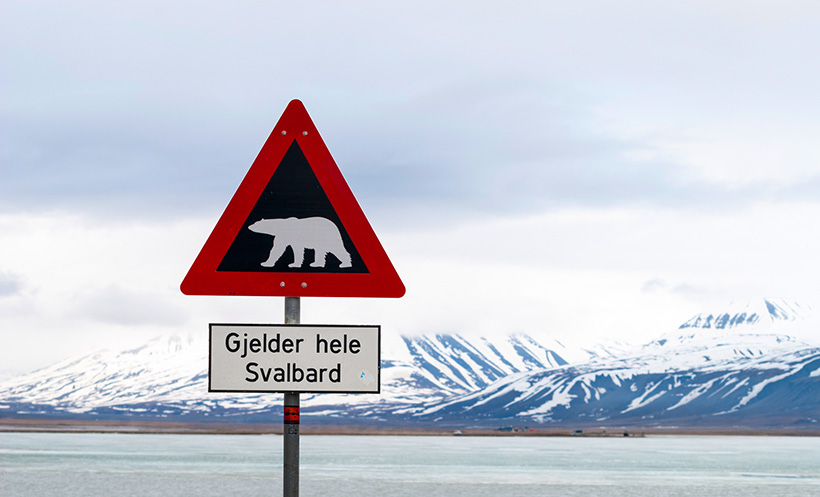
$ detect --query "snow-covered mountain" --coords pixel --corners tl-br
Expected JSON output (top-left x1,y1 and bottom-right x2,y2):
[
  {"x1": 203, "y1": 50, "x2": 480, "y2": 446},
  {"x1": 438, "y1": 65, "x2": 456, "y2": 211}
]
[
  {"x1": 407, "y1": 346, "x2": 820, "y2": 428},
  {"x1": 636, "y1": 299, "x2": 815, "y2": 370},
  {"x1": 2, "y1": 299, "x2": 818, "y2": 429},
  {"x1": 409, "y1": 299, "x2": 820, "y2": 428},
  {"x1": 677, "y1": 299, "x2": 811, "y2": 331},
  {"x1": 0, "y1": 332, "x2": 570, "y2": 422}
]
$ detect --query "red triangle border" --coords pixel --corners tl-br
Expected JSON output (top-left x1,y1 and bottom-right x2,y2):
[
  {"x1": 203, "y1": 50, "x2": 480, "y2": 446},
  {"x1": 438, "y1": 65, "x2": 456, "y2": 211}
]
[{"x1": 181, "y1": 100, "x2": 405, "y2": 298}]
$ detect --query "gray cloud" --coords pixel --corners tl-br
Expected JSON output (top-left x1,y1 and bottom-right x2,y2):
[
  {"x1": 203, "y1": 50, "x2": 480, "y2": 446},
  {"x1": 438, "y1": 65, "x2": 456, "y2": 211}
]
[
  {"x1": 72, "y1": 286, "x2": 187, "y2": 327},
  {"x1": 3, "y1": 1, "x2": 820, "y2": 227},
  {"x1": 641, "y1": 279, "x2": 668, "y2": 294},
  {"x1": 0, "y1": 76, "x2": 758, "y2": 227},
  {"x1": 0, "y1": 272, "x2": 22, "y2": 297}
]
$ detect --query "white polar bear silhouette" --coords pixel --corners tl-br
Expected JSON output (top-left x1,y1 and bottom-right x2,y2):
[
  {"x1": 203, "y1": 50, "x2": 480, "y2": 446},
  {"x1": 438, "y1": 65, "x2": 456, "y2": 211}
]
[{"x1": 248, "y1": 217, "x2": 352, "y2": 269}]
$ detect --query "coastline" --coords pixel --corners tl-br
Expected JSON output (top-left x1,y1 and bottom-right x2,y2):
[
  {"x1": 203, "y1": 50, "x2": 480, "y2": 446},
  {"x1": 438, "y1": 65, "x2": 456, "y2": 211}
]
[{"x1": 2, "y1": 418, "x2": 819, "y2": 437}]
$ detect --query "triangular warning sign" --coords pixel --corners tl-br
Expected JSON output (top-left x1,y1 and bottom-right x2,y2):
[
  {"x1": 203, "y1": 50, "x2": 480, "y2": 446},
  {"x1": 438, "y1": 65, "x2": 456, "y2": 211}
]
[{"x1": 181, "y1": 100, "x2": 405, "y2": 298}]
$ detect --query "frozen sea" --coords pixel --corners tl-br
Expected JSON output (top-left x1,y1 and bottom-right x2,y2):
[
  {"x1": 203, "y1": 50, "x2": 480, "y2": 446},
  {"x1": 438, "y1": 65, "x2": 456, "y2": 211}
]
[{"x1": 1, "y1": 432, "x2": 819, "y2": 496}]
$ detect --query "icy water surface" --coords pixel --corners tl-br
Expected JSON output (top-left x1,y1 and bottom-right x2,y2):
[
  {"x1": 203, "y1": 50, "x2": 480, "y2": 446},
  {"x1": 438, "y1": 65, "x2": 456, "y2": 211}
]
[{"x1": 1, "y1": 432, "x2": 819, "y2": 496}]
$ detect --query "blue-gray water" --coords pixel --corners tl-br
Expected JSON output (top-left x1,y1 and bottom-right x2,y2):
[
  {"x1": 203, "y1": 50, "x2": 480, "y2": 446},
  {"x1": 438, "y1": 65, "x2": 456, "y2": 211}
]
[{"x1": 2, "y1": 432, "x2": 819, "y2": 496}]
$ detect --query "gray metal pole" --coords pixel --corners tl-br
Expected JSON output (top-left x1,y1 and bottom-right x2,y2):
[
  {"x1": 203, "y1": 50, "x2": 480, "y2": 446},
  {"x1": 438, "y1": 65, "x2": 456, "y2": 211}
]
[{"x1": 283, "y1": 296, "x2": 300, "y2": 497}]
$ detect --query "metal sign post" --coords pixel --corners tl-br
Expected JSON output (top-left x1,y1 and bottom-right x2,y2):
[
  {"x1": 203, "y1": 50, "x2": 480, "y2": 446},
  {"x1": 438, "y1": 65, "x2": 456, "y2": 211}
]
[
  {"x1": 207, "y1": 311, "x2": 381, "y2": 497},
  {"x1": 283, "y1": 296, "x2": 300, "y2": 497}
]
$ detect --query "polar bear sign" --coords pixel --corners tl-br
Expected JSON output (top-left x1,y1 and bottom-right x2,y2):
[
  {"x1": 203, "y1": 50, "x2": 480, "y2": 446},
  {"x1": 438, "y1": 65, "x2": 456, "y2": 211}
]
[
  {"x1": 248, "y1": 217, "x2": 353, "y2": 269},
  {"x1": 181, "y1": 100, "x2": 404, "y2": 298}
]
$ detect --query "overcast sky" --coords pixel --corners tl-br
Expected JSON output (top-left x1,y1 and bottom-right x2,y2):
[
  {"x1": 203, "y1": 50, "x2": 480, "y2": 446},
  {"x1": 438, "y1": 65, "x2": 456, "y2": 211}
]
[{"x1": 2, "y1": 1, "x2": 820, "y2": 377}]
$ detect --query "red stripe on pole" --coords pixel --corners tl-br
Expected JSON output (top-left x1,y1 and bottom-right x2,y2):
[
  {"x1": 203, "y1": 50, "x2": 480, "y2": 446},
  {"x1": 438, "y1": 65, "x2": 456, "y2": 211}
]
[{"x1": 284, "y1": 406, "x2": 300, "y2": 424}]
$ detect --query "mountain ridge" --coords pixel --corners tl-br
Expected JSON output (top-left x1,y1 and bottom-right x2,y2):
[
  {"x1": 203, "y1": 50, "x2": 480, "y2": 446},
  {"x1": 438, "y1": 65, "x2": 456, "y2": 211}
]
[{"x1": 2, "y1": 299, "x2": 818, "y2": 429}]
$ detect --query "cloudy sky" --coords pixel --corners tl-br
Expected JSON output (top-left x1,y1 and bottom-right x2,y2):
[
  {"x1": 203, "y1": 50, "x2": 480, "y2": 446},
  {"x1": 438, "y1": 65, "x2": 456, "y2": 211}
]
[{"x1": 2, "y1": 1, "x2": 820, "y2": 377}]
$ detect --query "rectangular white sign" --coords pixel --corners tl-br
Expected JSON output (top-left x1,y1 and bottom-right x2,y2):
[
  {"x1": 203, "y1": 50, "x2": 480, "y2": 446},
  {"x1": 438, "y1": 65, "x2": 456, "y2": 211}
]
[{"x1": 209, "y1": 324, "x2": 380, "y2": 393}]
